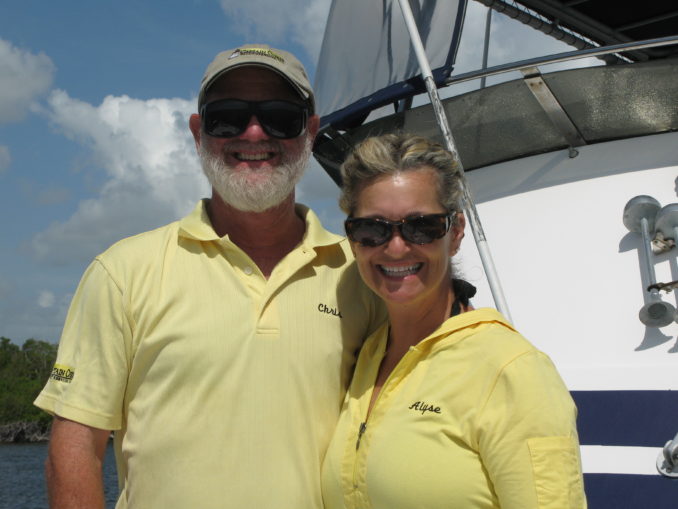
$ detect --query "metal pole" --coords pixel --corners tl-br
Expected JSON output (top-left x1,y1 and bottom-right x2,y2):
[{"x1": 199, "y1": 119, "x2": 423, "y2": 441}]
[
  {"x1": 397, "y1": 0, "x2": 512, "y2": 321},
  {"x1": 480, "y1": 6, "x2": 492, "y2": 89},
  {"x1": 446, "y1": 35, "x2": 678, "y2": 87},
  {"x1": 640, "y1": 217, "x2": 657, "y2": 287}
]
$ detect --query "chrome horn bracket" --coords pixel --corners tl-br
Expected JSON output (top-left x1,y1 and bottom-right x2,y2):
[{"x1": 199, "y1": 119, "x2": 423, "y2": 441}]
[
  {"x1": 657, "y1": 432, "x2": 678, "y2": 478},
  {"x1": 624, "y1": 196, "x2": 677, "y2": 327}
]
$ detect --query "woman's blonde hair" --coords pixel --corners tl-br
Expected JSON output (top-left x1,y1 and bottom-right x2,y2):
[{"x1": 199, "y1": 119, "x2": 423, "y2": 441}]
[{"x1": 339, "y1": 133, "x2": 463, "y2": 215}]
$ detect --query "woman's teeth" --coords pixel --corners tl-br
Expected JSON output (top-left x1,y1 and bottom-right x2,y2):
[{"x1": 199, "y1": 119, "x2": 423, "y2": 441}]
[{"x1": 379, "y1": 263, "x2": 422, "y2": 277}]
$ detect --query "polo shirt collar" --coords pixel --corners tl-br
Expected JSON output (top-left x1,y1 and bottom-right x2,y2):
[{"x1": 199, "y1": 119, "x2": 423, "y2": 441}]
[
  {"x1": 177, "y1": 199, "x2": 344, "y2": 250},
  {"x1": 297, "y1": 204, "x2": 344, "y2": 250},
  {"x1": 177, "y1": 199, "x2": 220, "y2": 241}
]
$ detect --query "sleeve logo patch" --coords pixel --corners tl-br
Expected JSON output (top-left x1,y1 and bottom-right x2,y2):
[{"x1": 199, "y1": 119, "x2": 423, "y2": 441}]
[{"x1": 49, "y1": 364, "x2": 74, "y2": 383}]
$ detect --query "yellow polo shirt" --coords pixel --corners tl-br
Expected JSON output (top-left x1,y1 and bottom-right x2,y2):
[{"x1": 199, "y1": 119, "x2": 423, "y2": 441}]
[
  {"x1": 35, "y1": 200, "x2": 385, "y2": 509},
  {"x1": 321, "y1": 308, "x2": 586, "y2": 509}
]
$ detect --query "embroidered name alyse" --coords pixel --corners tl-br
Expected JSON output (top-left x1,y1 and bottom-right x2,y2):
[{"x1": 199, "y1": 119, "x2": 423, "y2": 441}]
[
  {"x1": 49, "y1": 364, "x2": 74, "y2": 383},
  {"x1": 318, "y1": 303, "x2": 342, "y2": 318},
  {"x1": 409, "y1": 401, "x2": 441, "y2": 415}
]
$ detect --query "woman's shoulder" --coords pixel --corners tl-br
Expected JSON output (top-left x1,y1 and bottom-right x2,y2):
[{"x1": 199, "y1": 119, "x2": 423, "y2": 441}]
[{"x1": 439, "y1": 307, "x2": 542, "y2": 365}]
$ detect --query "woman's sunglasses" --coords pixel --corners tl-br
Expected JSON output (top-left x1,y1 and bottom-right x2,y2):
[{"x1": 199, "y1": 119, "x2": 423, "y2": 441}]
[
  {"x1": 345, "y1": 213, "x2": 453, "y2": 247},
  {"x1": 200, "y1": 99, "x2": 309, "y2": 139}
]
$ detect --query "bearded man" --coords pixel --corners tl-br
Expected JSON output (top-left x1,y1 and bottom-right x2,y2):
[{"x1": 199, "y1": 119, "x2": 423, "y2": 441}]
[{"x1": 35, "y1": 45, "x2": 385, "y2": 509}]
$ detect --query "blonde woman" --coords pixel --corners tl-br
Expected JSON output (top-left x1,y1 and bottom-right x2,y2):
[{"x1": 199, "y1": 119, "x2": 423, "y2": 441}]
[{"x1": 321, "y1": 134, "x2": 586, "y2": 509}]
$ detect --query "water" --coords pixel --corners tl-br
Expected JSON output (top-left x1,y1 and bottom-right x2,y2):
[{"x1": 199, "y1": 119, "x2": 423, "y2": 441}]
[{"x1": 0, "y1": 441, "x2": 118, "y2": 509}]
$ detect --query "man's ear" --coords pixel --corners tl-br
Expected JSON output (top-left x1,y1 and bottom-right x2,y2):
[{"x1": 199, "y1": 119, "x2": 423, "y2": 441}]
[
  {"x1": 189, "y1": 114, "x2": 202, "y2": 150},
  {"x1": 307, "y1": 114, "x2": 320, "y2": 141}
]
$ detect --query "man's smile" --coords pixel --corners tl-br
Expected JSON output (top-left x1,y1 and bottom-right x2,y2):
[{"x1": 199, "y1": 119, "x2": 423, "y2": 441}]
[{"x1": 233, "y1": 151, "x2": 275, "y2": 161}]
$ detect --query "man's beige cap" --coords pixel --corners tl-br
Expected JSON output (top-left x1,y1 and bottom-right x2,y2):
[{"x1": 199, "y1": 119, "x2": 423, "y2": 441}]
[{"x1": 198, "y1": 44, "x2": 315, "y2": 113}]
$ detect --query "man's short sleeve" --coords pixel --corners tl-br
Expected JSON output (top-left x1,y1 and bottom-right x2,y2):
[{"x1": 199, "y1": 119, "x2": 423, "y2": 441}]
[{"x1": 34, "y1": 259, "x2": 132, "y2": 431}]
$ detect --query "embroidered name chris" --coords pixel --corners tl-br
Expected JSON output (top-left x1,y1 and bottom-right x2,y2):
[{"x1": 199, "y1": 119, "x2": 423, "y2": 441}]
[
  {"x1": 318, "y1": 303, "x2": 342, "y2": 318},
  {"x1": 409, "y1": 401, "x2": 441, "y2": 415}
]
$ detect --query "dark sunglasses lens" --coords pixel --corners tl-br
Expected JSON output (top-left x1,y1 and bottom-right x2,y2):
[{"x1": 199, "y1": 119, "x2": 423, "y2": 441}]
[
  {"x1": 257, "y1": 101, "x2": 306, "y2": 139},
  {"x1": 203, "y1": 100, "x2": 306, "y2": 139},
  {"x1": 346, "y1": 219, "x2": 391, "y2": 247},
  {"x1": 204, "y1": 101, "x2": 250, "y2": 137},
  {"x1": 401, "y1": 216, "x2": 448, "y2": 244}
]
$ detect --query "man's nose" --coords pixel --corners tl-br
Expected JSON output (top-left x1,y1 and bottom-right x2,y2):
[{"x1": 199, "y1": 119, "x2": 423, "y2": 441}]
[{"x1": 238, "y1": 115, "x2": 269, "y2": 141}]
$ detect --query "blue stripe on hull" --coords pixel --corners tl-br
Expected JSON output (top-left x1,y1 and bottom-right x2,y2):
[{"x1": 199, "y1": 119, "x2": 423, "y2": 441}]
[
  {"x1": 571, "y1": 391, "x2": 678, "y2": 447},
  {"x1": 585, "y1": 474, "x2": 678, "y2": 509}
]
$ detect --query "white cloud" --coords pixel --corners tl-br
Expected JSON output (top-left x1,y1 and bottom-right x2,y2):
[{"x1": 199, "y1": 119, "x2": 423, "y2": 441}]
[
  {"x1": 29, "y1": 87, "x2": 340, "y2": 266},
  {"x1": 37, "y1": 290, "x2": 55, "y2": 308},
  {"x1": 0, "y1": 145, "x2": 9, "y2": 173},
  {"x1": 30, "y1": 91, "x2": 209, "y2": 265},
  {"x1": 0, "y1": 38, "x2": 55, "y2": 123},
  {"x1": 219, "y1": 0, "x2": 332, "y2": 62}
]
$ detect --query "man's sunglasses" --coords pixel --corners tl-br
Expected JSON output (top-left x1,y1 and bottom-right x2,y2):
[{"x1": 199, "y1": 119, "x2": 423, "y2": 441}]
[
  {"x1": 200, "y1": 99, "x2": 309, "y2": 139},
  {"x1": 345, "y1": 213, "x2": 453, "y2": 247}
]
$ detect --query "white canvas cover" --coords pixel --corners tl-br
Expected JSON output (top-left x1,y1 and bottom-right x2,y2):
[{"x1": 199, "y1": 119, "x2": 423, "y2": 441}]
[{"x1": 314, "y1": 0, "x2": 467, "y2": 125}]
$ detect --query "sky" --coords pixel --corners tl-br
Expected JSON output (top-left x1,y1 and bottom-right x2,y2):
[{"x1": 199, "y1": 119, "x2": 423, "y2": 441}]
[{"x1": 0, "y1": 0, "x2": 598, "y2": 344}]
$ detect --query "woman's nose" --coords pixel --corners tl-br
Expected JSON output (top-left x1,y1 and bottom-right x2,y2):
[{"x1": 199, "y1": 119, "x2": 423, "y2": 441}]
[{"x1": 383, "y1": 228, "x2": 410, "y2": 257}]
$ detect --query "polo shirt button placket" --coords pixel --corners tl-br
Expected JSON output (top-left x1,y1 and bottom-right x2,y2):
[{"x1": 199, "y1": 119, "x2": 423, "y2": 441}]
[{"x1": 243, "y1": 266, "x2": 253, "y2": 275}]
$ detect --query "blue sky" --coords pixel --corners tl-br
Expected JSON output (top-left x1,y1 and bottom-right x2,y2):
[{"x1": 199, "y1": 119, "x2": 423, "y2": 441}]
[{"x1": 0, "y1": 0, "x2": 592, "y2": 343}]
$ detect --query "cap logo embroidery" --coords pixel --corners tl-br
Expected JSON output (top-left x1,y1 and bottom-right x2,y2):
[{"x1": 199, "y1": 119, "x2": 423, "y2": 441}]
[{"x1": 231, "y1": 47, "x2": 285, "y2": 64}]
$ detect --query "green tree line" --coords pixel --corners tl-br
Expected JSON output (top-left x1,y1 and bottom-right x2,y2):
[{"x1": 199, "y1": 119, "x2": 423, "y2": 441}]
[{"x1": 0, "y1": 337, "x2": 57, "y2": 426}]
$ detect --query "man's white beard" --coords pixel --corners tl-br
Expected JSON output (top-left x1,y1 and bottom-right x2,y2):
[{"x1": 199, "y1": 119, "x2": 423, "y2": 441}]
[{"x1": 199, "y1": 138, "x2": 311, "y2": 213}]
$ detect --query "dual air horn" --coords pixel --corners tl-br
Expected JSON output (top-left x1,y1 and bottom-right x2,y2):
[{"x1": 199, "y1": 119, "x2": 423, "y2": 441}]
[{"x1": 623, "y1": 196, "x2": 678, "y2": 328}]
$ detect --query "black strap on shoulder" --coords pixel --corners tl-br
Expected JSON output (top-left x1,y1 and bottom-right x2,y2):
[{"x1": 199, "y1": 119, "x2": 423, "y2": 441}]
[{"x1": 450, "y1": 278, "x2": 477, "y2": 317}]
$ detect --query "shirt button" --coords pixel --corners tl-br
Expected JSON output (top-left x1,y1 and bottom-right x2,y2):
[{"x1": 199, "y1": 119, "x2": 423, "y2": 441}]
[{"x1": 243, "y1": 266, "x2": 253, "y2": 275}]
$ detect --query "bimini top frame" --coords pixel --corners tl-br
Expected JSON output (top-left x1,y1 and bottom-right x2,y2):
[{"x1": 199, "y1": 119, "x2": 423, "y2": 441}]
[{"x1": 313, "y1": 36, "x2": 678, "y2": 185}]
